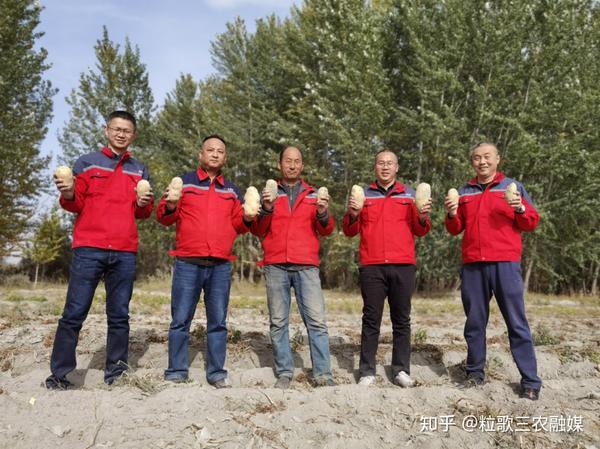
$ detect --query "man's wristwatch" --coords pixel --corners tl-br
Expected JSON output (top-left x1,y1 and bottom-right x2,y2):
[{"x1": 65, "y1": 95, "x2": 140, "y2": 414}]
[{"x1": 515, "y1": 204, "x2": 526, "y2": 214}]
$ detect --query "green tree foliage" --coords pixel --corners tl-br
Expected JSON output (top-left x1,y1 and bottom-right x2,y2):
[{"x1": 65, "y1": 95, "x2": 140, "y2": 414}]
[
  {"x1": 57, "y1": 27, "x2": 162, "y2": 277},
  {"x1": 55, "y1": 0, "x2": 599, "y2": 293},
  {"x1": 0, "y1": 0, "x2": 56, "y2": 257},
  {"x1": 26, "y1": 208, "x2": 65, "y2": 287},
  {"x1": 59, "y1": 26, "x2": 154, "y2": 166}
]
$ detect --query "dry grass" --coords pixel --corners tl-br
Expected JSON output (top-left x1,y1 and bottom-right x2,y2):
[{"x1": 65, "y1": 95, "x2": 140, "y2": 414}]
[
  {"x1": 0, "y1": 348, "x2": 16, "y2": 372},
  {"x1": 111, "y1": 370, "x2": 165, "y2": 395}
]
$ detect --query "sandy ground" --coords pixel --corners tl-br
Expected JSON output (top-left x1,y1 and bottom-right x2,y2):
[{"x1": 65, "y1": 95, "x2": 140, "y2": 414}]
[{"x1": 0, "y1": 283, "x2": 599, "y2": 449}]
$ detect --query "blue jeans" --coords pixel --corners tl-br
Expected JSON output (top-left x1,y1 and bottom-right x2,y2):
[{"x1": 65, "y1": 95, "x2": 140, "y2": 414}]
[
  {"x1": 461, "y1": 262, "x2": 542, "y2": 389},
  {"x1": 50, "y1": 247, "x2": 136, "y2": 383},
  {"x1": 165, "y1": 259, "x2": 232, "y2": 383},
  {"x1": 264, "y1": 265, "x2": 332, "y2": 380}
]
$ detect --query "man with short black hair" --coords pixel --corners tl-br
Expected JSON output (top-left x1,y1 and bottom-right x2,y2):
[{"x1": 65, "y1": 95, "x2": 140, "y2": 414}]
[
  {"x1": 46, "y1": 110, "x2": 154, "y2": 389},
  {"x1": 444, "y1": 142, "x2": 542, "y2": 400},
  {"x1": 343, "y1": 149, "x2": 431, "y2": 388},
  {"x1": 157, "y1": 135, "x2": 256, "y2": 388}
]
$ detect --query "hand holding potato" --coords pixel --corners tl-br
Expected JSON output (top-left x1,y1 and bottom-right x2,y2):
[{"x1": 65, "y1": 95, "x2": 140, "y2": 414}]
[
  {"x1": 444, "y1": 188, "x2": 459, "y2": 218},
  {"x1": 316, "y1": 187, "x2": 330, "y2": 215},
  {"x1": 261, "y1": 179, "x2": 278, "y2": 212},
  {"x1": 54, "y1": 166, "x2": 75, "y2": 200},
  {"x1": 136, "y1": 180, "x2": 153, "y2": 208},
  {"x1": 347, "y1": 185, "x2": 365, "y2": 218}
]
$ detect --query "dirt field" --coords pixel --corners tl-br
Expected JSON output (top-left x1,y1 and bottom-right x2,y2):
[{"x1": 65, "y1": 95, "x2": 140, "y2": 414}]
[{"x1": 0, "y1": 280, "x2": 599, "y2": 449}]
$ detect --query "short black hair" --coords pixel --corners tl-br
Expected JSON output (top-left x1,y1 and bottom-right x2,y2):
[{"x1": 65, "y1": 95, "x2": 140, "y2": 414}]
[
  {"x1": 279, "y1": 146, "x2": 303, "y2": 162},
  {"x1": 202, "y1": 134, "x2": 227, "y2": 147},
  {"x1": 107, "y1": 110, "x2": 137, "y2": 130},
  {"x1": 375, "y1": 148, "x2": 398, "y2": 160},
  {"x1": 469, "y1": 142, "x2": 498, "y2": 158}
]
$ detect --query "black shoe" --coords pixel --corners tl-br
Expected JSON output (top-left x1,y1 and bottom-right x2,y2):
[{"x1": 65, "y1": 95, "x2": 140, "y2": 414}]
[
  {"x1": 45, "y1": 375, "x2": 72, "y2": 390},
  {"x1": 274, "y1": 376, "x2": 292, "y2": 389},
  {"x1": 519, "y1": 387, "x2": 540, "y2": 401},
  {"x1": 164, "y1": 375, "x2": 189, "y2": 384},
  {"x1": 105, "y1": 372, "x2": 126, "y2": 385},
  {"x1": 210, "y1": 378, "x2": 232, "y2": 389},
  {"x1": 464, "y1": 373, "x2": 484, "y2": 388}
]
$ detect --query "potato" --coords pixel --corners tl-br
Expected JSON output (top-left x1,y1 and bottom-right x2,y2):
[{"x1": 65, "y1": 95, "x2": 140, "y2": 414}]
[
  {"x1": 136, "y1": 179, "x2": 151, "y2": 196},
  {"x1": 415, "y1": 182, "x2": 431, "y2": 212},
  {"x1": 243, "y1": 186, "x2": 260, "y2": 216},
  {"x1": 447, "y1": 188, "x2": 459, "y2": 203},
  {"x1": 54, "y1": 166, "x2": 73, "y2": 184},
  {"x1": 350, "y1": 185, "x2": 365, "y2": 209},
  {"x1": 265, "y1": 179, "x2": 278, "y2": 200},
  {"x1": 317, "y1": 186, "x2": 329, "y2": 200},
  {"x1": 504, "y1": 182, "x2": 518, "y2": 202},
  {"x1": 167, "y1": 177, "x2": 183, "y2": 202}
]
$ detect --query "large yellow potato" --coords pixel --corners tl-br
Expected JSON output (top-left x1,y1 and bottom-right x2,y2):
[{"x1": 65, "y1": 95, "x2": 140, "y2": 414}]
[
  {"x1": 54, "y1": 166, "x2": 73, "y2": 184},
  {"x1": 243, "y1": 186, "x2": 260, "y2": 216},
  {"x1": 167, "y1": 177, "x2": 183, "y2": 202},
  {"x1": 415, "y1": 182, "x2": 431, "y2": 212},
  {"x1": 350, "y1": 185, "x2": 365, "y2": 209},
  {"x1": 447, "y1": 188, "x2": 459, "y2": 203},
  {"x1": 265, "y1": 179, "x2": 278, "y2": 200},
  {"x1": 317, "y1": 186, "x2": 329, "y2": 200},
  {"x1": 504, "y1": 182, "x2": 518, "y2": 202},
  {"x1": 136, "y1": 179, "x2": 151, "y2": 196}
]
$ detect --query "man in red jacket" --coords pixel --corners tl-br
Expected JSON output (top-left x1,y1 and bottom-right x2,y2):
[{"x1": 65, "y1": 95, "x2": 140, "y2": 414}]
[
  {"x1": 342, "y1": 149, "x2": 431, "y2": 388},
  {"x1": 444, "y1": 142, "x2": 541, "y2": 400},
  {"x1": 46, "y1": 111, "x2": 154, "y2": 389},
  {"x1": 157, "y1": 135, "x2": 256, "y2": 388},
  {"x1": 252, "y1": 146, "x2": 335, "y2": 389}
]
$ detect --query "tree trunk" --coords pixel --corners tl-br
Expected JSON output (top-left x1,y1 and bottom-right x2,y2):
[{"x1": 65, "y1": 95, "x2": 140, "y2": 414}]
[
  {"x1": 591, "y1": 262, "x2": 599, "y2": 297},
  {"x1": 524, "y1": 258, "x2": 534, "y2": 293},
  {"x1": 34, "y1": 263, "x2": 39, "y2": 289}
]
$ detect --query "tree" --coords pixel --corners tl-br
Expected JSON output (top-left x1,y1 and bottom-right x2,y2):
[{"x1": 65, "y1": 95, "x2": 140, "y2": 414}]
[
  {"x1": 0, "y1": 0, "x2": 56, "y2": 257},
  {"x1": 26, "y1": 209, "x2": 65, "y2": 288},
  {"x1": 58, "y1": 26, "x2": 154, "y2": 166}
]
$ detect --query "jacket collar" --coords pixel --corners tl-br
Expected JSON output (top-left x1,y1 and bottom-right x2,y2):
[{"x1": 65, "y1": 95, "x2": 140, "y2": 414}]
[
  {"x1": 102, "y1": 147, "x2": 131, "y2": 161},
  {"x1": 278, "y1": 178, "x2": 312, "y2": 193},
  {"x1": 370, "y1": 180, "x2": 405, "y2": 194},
  {"x1": 197, "y1": 166, "x2": 225, "y2": 186},
  {"x1": 468, "y1": 171, "x2": 505, "y2": 186}
]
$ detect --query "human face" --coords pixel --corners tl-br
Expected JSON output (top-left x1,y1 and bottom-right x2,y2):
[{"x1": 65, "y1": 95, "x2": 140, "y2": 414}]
[
  {"x1": 104, "y1": 117, "x2": 137, "y2": 154},
  {"x1": 199, "y1": 138, "x2": 227, "y2": 173},
  {"x1": 471, "y1": 144, "x2": 500, "y2": 183},
  {"x1": 278, "y1": 147, "x2": 304, "y2": 184},
  {"x1": 374, "y1": 151, "x2": 398, "y2": 187}
]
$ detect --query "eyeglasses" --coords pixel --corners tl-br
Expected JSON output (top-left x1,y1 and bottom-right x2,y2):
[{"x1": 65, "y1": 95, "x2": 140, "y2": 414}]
[
  {"x1": 107, "y1": 126, "x2": 134, "y2": 136},
  {"x1": 376, "y1": 161, "x2": 396, "y2": 168}
]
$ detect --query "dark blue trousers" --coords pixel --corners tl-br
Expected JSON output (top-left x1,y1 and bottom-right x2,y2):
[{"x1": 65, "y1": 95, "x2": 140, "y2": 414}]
[
  {"x1": 50, "y1": 247, "x2": 136, "y2": 383},
  {"x1": 461, "y1": 262, "x2": 541, "y2": 389}
]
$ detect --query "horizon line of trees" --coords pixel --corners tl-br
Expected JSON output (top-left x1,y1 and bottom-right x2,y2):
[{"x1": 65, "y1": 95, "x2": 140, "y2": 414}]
[{"x1": 2, "y1": 0, "x2": 599, "y2": 295}]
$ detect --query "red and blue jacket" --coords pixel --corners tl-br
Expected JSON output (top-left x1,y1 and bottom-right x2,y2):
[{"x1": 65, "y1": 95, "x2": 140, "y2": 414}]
[
  {"x1": 59, "y1": 147, "x2": 153, "y2": 252},
  {"x1": 156, "y1": 167, "x2": 249, "y2": 260},
  {"x1": 342, "y1": 181, "x2": 430, "y2": 266},
  {"x1": 445, "y1": 172, "x2": 539, "y2": 263},
  {"x1": 251, "y1": 180, "x2": 334, "y2": 266}
]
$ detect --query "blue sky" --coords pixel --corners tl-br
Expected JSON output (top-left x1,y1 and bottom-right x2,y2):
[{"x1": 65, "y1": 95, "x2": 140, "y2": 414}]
[{"x1": 38, "y1": 0, "x2": 298, "y2": 167}]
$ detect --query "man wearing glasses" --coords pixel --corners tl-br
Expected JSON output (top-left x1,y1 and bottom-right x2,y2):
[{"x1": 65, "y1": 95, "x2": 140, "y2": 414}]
[
  {"x1": 46, "y1": 110, "x2": 154, "y2": 389},
  {"x1": 444, "y1": 142, "x2": 542, "y2": 400},
  {"x1": 343, "y1": 149, "x2": 431, "y2": 388}
]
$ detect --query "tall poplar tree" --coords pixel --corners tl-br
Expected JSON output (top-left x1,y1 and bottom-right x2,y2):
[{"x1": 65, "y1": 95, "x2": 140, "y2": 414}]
[{"x1": 0, "y1": 0, "x2": 56, "y2": 256}]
